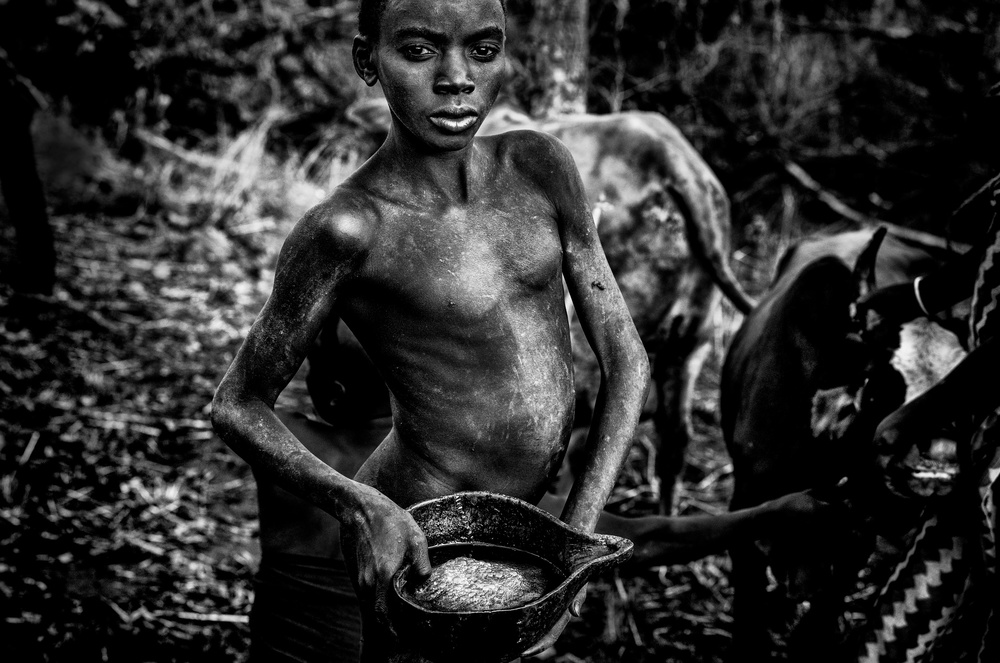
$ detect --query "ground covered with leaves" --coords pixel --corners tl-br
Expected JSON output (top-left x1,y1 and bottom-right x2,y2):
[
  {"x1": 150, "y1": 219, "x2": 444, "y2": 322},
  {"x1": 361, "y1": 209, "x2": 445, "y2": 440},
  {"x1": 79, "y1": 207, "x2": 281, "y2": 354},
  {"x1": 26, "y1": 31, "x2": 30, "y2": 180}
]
[{"x1": 1, "y1": 202, "x2": 743, "y2": 662}]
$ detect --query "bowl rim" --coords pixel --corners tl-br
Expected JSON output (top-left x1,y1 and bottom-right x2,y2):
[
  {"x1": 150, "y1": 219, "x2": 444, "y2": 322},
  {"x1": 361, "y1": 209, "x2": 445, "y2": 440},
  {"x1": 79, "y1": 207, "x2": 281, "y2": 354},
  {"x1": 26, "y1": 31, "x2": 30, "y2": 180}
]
[{"x1": 391, "y1": 490, "x2": 633, "y2": 616}]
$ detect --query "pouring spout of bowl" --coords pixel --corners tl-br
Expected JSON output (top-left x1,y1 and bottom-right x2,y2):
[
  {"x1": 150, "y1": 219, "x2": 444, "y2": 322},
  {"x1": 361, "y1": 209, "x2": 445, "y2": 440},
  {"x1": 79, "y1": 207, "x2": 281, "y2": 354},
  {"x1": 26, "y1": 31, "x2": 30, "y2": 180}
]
[{"x1": 564, "y1": 533, "x2": 633, "y2": 579}]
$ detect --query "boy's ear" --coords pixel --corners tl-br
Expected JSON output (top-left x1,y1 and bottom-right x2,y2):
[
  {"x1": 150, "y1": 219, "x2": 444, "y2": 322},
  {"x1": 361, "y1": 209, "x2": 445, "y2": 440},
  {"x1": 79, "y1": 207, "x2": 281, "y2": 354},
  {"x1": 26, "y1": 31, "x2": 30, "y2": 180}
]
[{"x1": 353, "y1": 36, "x2": 379, "y2": 87}]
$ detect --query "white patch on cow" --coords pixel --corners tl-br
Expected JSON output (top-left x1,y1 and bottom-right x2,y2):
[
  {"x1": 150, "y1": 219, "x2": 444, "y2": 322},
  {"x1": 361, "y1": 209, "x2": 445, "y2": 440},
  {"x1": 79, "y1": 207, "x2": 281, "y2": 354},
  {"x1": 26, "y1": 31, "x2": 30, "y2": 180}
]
[
  {"x1": 890, "y1": 318, "x2": 967, "y2": 403},
  {"x1": 811, "y1": 386, "x2": 862, "y2": 440}
]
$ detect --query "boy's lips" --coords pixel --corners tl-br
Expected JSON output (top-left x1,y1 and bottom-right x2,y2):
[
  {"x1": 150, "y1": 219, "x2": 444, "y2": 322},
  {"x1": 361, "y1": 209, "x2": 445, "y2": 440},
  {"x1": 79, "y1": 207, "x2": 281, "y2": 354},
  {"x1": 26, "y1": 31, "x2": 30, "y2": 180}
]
[{"x1": 429, "y1": 109, "x2": 479, "y2": 133}]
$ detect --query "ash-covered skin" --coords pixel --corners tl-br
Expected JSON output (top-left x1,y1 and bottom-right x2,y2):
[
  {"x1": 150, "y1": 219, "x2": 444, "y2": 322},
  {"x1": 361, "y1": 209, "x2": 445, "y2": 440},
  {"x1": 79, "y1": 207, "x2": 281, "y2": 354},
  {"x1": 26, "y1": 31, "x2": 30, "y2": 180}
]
[{"x1": 210, "y1": 0, "x2": 649, "y2": 660}]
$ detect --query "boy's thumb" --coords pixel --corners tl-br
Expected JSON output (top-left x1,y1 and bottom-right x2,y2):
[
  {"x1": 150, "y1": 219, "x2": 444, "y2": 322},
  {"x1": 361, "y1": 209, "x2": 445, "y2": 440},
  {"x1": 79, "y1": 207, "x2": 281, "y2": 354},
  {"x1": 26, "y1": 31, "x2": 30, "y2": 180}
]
[{"x1": 411, "y1": 545, "x2": 433, "y2": 579}]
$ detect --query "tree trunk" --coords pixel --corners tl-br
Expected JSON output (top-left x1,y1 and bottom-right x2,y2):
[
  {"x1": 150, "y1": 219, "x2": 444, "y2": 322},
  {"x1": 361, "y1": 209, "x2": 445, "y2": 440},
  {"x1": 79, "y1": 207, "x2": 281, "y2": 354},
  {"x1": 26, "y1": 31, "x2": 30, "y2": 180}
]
[
  {"x1": 0, "y1": 65, "x2": 55, "y2": 296},
  {"x1": 523, "y1": 0, "x2": 589, "y2": 117}
]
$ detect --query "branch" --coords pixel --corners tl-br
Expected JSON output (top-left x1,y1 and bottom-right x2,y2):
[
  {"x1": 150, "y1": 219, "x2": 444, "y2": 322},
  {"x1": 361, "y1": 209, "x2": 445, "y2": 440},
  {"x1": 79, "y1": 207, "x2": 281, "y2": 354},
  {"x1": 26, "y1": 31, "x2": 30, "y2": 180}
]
[
  {"x1": 133, "y1": 129, "x2": 222, "y2": 169},
  {"x1": 782, "y1": 161, "x2": 869, "y2": 225},
  {"x1": 782, "y1": 160, "x2": 970, "y2": 252},
  {"x1": 767, "y1": 18, "x2": 979, "y2": 43}
]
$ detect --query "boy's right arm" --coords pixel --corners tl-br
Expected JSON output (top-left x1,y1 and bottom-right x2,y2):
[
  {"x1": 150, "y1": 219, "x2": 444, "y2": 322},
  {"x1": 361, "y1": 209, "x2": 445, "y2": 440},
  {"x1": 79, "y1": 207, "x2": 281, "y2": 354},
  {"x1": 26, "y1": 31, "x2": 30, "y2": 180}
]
[{"x1": 210, "y1": 205, "x2": 430, "y2": 601}]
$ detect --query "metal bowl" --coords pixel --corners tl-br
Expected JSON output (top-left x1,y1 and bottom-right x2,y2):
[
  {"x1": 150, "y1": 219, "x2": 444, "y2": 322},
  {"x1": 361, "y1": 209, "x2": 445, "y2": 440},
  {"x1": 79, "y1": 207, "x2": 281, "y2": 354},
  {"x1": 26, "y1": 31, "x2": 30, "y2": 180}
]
[{"x1": 388, "y1": 491, "x2": 633, "y2": 663}]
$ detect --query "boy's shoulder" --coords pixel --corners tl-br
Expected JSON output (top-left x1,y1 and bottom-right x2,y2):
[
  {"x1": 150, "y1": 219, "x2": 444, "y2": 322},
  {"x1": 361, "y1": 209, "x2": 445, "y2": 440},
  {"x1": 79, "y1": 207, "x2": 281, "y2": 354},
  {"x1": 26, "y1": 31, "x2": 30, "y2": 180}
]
[
  {"x1": 288, "y1": 182, "x2": 380, "y2": 258},
  {"x1": 487, "y1": 127, "x2": 575, "y2": 172},
  {"x1": 484, "y1": 128, "x2": 582, "y2": 203}
]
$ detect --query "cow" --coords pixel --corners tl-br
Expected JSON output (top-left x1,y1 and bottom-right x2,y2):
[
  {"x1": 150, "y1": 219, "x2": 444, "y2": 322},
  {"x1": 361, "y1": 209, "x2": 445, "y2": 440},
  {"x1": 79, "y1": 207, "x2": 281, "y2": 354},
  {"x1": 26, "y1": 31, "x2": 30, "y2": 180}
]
[
  {"x1": 341, "y1": 96, "x2": 756, "y2": 511},
  {"x1": 720, "y1": 226, "x2": 969, "y2": 661}
]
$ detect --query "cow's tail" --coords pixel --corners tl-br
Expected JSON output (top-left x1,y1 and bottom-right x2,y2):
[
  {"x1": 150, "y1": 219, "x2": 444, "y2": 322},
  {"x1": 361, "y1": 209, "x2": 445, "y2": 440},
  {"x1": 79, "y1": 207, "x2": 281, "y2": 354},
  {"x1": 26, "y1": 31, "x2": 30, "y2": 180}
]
[{"x1": 666, "y1": 180, "x2": 757, "y2": 315}]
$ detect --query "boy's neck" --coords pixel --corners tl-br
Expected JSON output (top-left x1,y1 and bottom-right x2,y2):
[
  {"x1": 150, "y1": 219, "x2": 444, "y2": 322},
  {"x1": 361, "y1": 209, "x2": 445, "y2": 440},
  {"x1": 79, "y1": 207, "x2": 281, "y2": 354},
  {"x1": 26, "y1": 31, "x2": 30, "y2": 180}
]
[{"x1": 379, "y1": 128, "x2": 482, "y2": 206}]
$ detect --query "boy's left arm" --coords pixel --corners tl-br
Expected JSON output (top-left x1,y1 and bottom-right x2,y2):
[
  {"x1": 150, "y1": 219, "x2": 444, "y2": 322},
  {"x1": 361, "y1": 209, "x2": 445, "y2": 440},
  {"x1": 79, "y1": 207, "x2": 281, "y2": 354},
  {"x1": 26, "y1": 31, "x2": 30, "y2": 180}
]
[
  {"x1": 542, "y1": 135, "x2": 651, "y2": 534},
  {"x1": 521, "y1": 133, "x2": 649, "y2": 660}
]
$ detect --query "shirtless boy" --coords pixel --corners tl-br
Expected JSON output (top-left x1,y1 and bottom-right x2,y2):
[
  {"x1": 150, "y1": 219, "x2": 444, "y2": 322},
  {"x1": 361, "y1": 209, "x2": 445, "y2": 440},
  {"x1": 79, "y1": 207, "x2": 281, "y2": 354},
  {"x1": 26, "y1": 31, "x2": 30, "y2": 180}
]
[{"x1": 210, "y1": 0, "x2": 651, "y2": 660}]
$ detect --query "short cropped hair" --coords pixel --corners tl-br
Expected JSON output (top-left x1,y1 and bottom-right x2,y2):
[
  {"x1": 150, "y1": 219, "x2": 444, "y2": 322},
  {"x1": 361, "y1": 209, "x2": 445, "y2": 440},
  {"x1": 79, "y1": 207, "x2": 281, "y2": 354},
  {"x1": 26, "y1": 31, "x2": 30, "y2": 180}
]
[{"x1": 358, "y1": 0, "x2": 507, "y2": 41}]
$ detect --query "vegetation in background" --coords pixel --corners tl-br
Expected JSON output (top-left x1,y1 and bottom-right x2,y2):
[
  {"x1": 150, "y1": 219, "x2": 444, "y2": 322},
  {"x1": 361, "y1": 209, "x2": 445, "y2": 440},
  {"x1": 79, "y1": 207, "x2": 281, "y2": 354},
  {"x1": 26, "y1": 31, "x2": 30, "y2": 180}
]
[
  {"x1": 582, "y1": 0, "x2": 1000, "y2": 244},
  {"x1": 2, "y1": 0, "x2": 999, "y2": 661},
  {"x1": 4, "y1": 0, "x2": 995, "y2": 252}
]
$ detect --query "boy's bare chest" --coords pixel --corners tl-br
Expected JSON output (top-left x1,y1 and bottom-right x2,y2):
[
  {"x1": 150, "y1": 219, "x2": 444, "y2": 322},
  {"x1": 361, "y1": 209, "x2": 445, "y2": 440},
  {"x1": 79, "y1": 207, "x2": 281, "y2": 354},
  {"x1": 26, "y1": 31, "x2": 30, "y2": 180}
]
[{"x1": 360, "y1": 201, "x2": 564, "y2": 316}]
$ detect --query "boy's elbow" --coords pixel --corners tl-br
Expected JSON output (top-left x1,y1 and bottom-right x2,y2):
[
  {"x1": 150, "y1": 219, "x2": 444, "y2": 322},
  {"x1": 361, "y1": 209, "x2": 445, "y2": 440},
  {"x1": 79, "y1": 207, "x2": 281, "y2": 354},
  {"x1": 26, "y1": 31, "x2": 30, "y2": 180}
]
[
  {"x1": 210, "y1": 385, "x2": 242, "y2": 438},
  {"x1": 637, "y1": 344, "x2": 651, "y2": 381},
  {"x1": 209, "y1": 392, "x2": 231, "y2": 435},
  {"x1": 603, "y1": 335, "x2": 649, "y2": 401},
  {"x1": 624, "y1": 335, "x2": 651, "y2": 387},
  {"x1": 638, "y1": 357, "x2": 652, "y2": 400}
]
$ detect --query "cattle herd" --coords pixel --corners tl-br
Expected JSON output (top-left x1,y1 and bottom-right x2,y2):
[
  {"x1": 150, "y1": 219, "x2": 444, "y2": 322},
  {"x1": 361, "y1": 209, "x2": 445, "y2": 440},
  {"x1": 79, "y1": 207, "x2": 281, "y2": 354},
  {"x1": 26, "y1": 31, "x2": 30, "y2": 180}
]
[{"x1": 339, "y1": 98, "x2": 988, "y2": 659}]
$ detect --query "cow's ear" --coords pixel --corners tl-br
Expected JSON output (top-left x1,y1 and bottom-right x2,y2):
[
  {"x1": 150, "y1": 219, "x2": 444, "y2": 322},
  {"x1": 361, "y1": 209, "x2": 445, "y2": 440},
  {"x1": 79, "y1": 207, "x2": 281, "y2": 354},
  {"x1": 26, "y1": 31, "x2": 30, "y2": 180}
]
[{"x1": 852, "y1": 226, "x2": 888, "y2": 297}]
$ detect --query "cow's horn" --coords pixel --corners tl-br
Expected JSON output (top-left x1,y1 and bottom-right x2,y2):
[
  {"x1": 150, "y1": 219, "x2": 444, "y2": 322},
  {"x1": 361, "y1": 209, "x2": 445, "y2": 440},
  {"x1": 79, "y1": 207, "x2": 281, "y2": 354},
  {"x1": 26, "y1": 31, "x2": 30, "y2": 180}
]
[{"x1": 853, "y1": 225, "x2": 888, "y2": 297}]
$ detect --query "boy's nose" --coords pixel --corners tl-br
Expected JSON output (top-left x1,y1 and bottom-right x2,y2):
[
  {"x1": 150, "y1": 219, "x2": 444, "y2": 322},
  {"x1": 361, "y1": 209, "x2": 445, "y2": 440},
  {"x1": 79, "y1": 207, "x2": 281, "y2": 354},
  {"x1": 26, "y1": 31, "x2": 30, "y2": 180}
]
[{"x1": 434, "y1": 51, "x2": 475, "y2": 95}]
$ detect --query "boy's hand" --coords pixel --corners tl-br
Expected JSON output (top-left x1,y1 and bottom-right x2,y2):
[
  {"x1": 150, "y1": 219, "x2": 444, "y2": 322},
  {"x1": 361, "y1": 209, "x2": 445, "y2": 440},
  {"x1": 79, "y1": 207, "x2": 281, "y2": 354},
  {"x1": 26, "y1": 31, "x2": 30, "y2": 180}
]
[
  {"x1": 521, "y1": 585, "x2": 587, "y2": 658},
  {"x1": 771, "y1": 489, "x2": 832, "y2": 519},
  {"x1": 342, "y1": 485, "x2": 432, "y2": 625},
  {"x1": 766, "y1": 481, "x2": 852, "y2": 537}
]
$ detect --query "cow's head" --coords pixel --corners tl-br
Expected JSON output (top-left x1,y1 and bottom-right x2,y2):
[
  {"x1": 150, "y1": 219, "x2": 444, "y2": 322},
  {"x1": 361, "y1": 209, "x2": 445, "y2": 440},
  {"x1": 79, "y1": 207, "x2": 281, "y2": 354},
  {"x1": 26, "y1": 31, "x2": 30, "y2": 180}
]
[{"x1": 809, "y1": 227, "x2": 967, "y2": 498}]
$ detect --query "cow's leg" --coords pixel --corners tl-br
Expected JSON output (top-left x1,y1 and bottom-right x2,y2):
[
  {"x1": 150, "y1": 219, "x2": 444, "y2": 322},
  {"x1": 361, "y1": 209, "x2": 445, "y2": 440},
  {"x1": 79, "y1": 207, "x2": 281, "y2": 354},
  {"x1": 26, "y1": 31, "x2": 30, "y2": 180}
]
[
  {"x1": 786, "y1": 579, "x2": 848, "y2": 663},
  {"x1": 651, "y1": 265, "x2": 720, "y2": 513},
  {"x1": 726, "y1": 480, "x2": 780, "y2": 661},
  {"x1": 729, "y1": 539, "x2": 774, "y2": 660}
]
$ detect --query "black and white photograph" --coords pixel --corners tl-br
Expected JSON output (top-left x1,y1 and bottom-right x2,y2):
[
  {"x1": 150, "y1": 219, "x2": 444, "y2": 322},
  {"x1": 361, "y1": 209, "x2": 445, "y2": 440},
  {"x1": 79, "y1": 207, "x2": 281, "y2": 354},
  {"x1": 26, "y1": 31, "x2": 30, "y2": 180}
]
[{"x1": 1, "y1": 1, "x2": 999, "y2": 661}]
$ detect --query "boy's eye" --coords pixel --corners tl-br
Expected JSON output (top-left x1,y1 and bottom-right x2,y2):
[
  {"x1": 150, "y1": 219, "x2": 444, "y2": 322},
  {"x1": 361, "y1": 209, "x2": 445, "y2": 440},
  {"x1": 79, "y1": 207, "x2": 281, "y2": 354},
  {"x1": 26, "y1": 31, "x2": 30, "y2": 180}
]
[
  {"x1": 470, "y1": 43, "x2": 501, "y2": 61},
  {"x1": 401, "y1": 44, "x2": 435, "y2": 59}
]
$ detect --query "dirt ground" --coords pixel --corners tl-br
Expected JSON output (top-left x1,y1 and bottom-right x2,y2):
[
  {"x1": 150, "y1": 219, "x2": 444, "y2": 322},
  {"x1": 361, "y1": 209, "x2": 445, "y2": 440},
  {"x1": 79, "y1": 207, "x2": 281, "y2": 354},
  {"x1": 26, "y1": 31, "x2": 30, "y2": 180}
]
[{"x1": 1, "y1": 210, "x2": 747, "y2": 662}]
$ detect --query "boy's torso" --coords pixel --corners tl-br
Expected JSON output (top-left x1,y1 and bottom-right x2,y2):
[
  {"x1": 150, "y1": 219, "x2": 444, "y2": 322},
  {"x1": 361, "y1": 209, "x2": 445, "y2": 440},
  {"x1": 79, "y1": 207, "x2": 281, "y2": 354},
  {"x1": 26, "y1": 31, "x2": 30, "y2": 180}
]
[{"x1": 323, "y1": 133, "x2": 577, "y2": 507}]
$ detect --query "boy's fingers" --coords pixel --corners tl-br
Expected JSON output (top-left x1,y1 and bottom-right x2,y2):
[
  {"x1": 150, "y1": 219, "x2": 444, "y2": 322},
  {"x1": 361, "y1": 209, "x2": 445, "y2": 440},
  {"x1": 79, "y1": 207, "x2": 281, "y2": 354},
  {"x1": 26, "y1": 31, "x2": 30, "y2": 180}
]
[
  {"x1": 806, "y1": 476, "x2": 850, "y2": 503},
  {"x1": 373, "y1": 582, "x2": 399, "y2": 635},
  {"x1": 374, "y1": 587, "x2": 389, "y2": 619},
  {"x1": 357, "y1": 566, "x2": 377, "y2": 601},
  {"x1": 410, "y1": 538, "x2": 433, "y2": 579}
]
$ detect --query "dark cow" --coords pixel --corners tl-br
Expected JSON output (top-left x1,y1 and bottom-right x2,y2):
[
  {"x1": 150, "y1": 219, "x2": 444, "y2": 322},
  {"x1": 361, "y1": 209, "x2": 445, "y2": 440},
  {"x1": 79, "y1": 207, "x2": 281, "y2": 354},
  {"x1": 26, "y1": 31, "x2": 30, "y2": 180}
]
[
  {"x1": 343, "y1": 97, "x2": 756, "y2": 511},
  {"x1": 720, "y1": 226, "x2": 968, "y2": 660}
]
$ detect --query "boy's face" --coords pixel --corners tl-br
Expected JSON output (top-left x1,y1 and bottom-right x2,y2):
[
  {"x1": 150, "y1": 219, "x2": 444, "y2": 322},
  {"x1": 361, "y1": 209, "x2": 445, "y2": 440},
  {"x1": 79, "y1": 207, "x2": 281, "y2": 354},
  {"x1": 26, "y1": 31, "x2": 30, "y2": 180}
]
[{"x1": 355, "y1": 0, "x2": 506, "y2": 152}]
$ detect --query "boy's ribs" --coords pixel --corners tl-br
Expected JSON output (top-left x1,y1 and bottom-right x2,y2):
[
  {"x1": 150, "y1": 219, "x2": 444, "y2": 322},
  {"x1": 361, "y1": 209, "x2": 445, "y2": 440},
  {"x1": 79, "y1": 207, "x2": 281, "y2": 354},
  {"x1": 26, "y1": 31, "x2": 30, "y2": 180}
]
[{"x1": 345, "y1": 97, "x2": 752, "y2": 512}]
